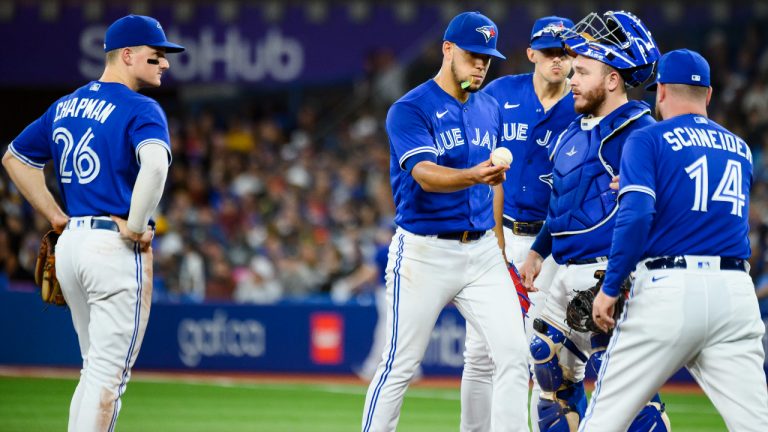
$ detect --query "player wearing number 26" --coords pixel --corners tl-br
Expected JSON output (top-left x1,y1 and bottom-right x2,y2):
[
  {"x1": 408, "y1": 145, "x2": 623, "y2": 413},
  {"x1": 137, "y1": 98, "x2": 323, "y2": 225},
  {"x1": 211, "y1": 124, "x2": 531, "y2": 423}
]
[
  {"x1": 2, "y1": 15, "x2": 183, "y2": 432},
  {"x1": 584, "y1": 49, "x2": 768, "y2": 431}
]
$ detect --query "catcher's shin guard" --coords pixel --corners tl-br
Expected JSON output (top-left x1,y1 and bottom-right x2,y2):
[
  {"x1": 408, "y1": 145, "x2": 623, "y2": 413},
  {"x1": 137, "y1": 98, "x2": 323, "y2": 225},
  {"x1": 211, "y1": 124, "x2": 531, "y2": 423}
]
[
  {"x1": 628, "y1": 393, "x2": 671, "y2": 432},
  {"x1": 537, "y1": 383, "x2": 586, "y2": 432},
  {"x1": 530, "y1": 318, "x2": 588, "y2": 392}
]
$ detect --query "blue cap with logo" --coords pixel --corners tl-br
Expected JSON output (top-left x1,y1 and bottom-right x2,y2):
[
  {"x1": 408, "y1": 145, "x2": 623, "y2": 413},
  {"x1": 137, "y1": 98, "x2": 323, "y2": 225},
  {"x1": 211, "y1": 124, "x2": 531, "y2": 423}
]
[
  {"x1": 530, "y1": 16, "x2": 574, "y2": 50},
  {"x1": 646, "y1": 49, "x2": 710, "y2": 91},
  {"x1": 444, "y1": 11, "x2": 505, "y2": 60},
  {"x1": 104, "y1": 15, "x2": 185, "y2": 53}
]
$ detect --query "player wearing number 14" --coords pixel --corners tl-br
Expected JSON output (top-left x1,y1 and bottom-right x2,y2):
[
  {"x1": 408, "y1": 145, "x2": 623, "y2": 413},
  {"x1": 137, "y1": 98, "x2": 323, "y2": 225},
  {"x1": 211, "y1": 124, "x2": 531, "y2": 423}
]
[
  {"x1": 2, "y1": 15, "x2": 183, "y2": 432},
  {"x1": 585, "y1": 49, "x2": 768, "y2": 431}
]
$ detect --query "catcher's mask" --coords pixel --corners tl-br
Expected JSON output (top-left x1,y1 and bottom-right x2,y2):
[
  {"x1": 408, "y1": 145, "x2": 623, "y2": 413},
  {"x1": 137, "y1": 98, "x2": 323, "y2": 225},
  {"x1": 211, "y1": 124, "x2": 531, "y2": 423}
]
[{"x1": 561, "y1": 10, "x2": 660, "y2": 88}]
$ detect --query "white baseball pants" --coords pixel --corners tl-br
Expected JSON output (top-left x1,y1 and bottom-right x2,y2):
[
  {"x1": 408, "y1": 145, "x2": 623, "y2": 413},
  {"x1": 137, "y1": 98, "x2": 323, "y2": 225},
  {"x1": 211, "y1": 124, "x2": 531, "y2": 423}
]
[
  {"x1": 462, "y1": 228, "x2": 558, "y2": 432},
  {"x1": 362, "y1": 228, "x2": 530, "y2": 432},
  {"x1": 580, "y1": 256, "x2": 768, "y2": 432},
  {"x1": 56, "y1": 216, "x2": 153, "y2": 432}
]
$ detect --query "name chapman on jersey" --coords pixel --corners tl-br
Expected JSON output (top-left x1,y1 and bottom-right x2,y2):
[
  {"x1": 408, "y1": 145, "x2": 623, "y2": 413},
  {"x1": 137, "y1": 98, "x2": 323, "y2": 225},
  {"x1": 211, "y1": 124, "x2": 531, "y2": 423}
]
[
  {"x1": 435, "y1": 127, "x2": 497, "y2": 155},
  {"x1": 663, "y1": 125, "x2": 753, "y2": 163},
  {"x1": 54, "y1": 97, "x2": 116, "y2": 124}
]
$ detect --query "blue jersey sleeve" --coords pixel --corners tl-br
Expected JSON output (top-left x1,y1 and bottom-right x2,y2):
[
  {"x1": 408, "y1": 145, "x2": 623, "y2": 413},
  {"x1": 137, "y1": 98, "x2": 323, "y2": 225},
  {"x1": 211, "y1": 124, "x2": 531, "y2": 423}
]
[
  {"x1": 129, "y1": 101, "x2": 172, "y2": 165},
  {"x1": 8, "y1": 109, "x2": 54, "y2": 169},
  {"x1": 386, "y1": 101, "x2": 438, "y2": 170},
  {"x1": 618, "y1": 130, "x2": 657, "y2": 200},
  {"x1": 603, "y1": 192, "x2": 655, "y2": 296}
]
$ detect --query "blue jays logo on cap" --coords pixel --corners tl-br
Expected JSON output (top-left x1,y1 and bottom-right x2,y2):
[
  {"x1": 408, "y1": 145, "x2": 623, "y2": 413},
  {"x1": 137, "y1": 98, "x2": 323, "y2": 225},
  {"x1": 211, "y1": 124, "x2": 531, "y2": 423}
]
[
  {"x1": 104, "y1": 14, "x2": 185, "y2": 53},
  {"x1": 530, "y1": 16, "x2": 574, "y2": 50},
  {"x1": 646, "y1": 49, "x2": 710, "y2": 91},
  {"x1": 476, "y1": 25, "x2": 497, "y2": 43},
  {"x1": 444, "y1": 11, "x2": 506, "y2": 60}
]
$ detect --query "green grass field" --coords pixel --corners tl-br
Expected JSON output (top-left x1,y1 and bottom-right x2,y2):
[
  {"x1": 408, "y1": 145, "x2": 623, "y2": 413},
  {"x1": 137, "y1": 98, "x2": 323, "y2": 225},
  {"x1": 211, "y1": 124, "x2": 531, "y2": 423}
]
[{"x1": 0, "y1": 375, "x2": 726, "y2": 431}]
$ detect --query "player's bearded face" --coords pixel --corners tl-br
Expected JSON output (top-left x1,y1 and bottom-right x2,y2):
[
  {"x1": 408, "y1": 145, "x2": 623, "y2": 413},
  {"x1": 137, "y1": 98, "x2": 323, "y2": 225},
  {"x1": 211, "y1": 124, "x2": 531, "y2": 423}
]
[
  {"x1": 571, "y1": 57, "x2": 609, "y2": 115},
  {"x1": 451, "y1": 45, "x2": 491, "y2": 93}
]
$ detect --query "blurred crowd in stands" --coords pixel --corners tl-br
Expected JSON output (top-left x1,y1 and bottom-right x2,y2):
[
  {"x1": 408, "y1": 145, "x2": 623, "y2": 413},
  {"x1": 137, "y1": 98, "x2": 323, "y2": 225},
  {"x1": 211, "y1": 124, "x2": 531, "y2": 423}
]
[{"x1": 3, "y1": 13, "x2": 768, "y2": 309}]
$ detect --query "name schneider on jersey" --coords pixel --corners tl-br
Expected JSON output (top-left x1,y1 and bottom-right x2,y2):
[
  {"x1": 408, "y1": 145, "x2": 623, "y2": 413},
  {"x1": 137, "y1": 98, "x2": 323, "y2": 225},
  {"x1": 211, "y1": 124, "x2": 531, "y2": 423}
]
[{"x1": 661, "y1": 118, "x2": 752, "y2": 163}]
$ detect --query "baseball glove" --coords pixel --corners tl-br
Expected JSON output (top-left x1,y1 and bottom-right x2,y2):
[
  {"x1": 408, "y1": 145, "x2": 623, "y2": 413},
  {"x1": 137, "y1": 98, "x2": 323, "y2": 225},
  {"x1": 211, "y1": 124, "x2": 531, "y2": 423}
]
[
  {"x1": 34, "y1": 230, "x2": 66, "y2": 306},
  {"x1": 565, "y1": 270, "x2": 629, "y2": 334}
]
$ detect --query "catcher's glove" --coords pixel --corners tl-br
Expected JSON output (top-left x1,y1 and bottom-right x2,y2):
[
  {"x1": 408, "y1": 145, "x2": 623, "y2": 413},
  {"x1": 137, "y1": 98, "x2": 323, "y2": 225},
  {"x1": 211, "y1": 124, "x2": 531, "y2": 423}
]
[
  {"x1": 34, "y1": 230, "x2": 66, "y2": 306},
  {"x1": 565, "y1": 270, "x2": 629, "y2": 334}
]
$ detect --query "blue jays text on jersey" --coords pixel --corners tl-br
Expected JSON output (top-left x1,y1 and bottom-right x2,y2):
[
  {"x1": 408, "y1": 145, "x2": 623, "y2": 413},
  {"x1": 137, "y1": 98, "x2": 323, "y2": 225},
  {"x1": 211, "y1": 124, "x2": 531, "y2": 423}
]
[
  {"x1": 483, "y1": 73, "x2": 576, "y2": 222},
  {"x1": 544, "y1": 101, "x2": 654, "y2": 264},
  {"x1": 8, "y1": 81, "x2": 172, "y2": 218},
  {"x1": 386, "y1": 79, "x2": 502, "y2": 235},
  {"x1": 620, "y1": 113, "x2": 752, "y2": 258}
]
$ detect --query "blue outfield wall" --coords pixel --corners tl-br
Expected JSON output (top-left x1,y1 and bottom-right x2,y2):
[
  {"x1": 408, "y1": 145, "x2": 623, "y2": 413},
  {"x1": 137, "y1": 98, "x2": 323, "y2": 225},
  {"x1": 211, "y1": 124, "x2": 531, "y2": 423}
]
[{"x1": 2, "y1": 290, "x2": 768, "y2": 383}]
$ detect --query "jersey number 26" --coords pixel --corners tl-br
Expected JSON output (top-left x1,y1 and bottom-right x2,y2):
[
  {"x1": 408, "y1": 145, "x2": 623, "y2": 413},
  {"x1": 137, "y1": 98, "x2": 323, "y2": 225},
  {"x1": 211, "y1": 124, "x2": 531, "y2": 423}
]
[{"x1": 53, "y1": 127, "x2": 101, "y2": 184}]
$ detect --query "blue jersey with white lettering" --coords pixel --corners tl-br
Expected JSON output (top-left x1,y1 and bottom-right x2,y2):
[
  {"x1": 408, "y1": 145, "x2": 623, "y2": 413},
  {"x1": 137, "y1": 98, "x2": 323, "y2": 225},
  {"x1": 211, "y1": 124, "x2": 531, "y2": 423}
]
[
  {"x1": 8, "y1": 81, "x2": 172, "y2": 218},
  {"x1": 620, "y1": 114, "x2": 752, "y2": 257},
  {"x1": 483, "y1": 73, "x2": 576, "y2": 222},
  {"x1": 387, "y1": 79, "x2": 502, "y2": 234}
]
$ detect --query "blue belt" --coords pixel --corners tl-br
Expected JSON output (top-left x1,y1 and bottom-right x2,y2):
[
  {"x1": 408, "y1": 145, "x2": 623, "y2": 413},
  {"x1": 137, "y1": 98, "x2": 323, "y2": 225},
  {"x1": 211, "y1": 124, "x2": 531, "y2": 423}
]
[
  {"x1": 502, "y1": 219, "x2": 544, "y2": 236},
  {"x1": 436, "y1": 230, "x2": 485, "y2": 243},
  {"x1": 66, "y1": 219, "x2": 119, "y2": 232},
  {"x1": 566, "y1": 256, "x2": 608, "y2": 265},
  {"x1": 645, "y1": 256, "x2": 747, "y2": 272}
]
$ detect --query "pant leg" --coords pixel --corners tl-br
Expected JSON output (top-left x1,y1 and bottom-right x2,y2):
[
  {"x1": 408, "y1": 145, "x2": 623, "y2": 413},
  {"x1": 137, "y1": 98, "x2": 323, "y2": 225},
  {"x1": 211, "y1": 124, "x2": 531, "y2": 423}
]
[
  {"x1": 361, "y1": 230, "x2": 464, "y2": 432},
  {"x1": 687, "y1": 270, "x2": 768, "y2": 432},
  {"x1": 56, "y1": 230, "x2": 90, "y2": 431},
  {"x1": 504, "y1": 230, "x2": 558, "y2": 432},
  {"x1": 579, "y1": 266, "x2": 703, "y2": 432},
  {"x1": 461, "y1": 321, "x2": 494, "y2": 432},
  {"x1": 359, "y1": 288, "x2": 390, "y2": 381},
  {"x1": 67, "y1": 229, "x2": 153, "y2": 432},
  {"x1": 454, "y1": 234, "x2": 530, "y2": 432}
]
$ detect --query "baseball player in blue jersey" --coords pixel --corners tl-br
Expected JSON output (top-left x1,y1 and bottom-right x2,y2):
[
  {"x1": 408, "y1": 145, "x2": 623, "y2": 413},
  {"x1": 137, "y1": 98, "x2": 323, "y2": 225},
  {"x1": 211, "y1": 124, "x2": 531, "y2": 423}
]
[
  {"x1": 460, "y1": 16, "x2": 577, "y2": 431},
  {"x1": 518, "y1": 11, "x2": 670, "y2": 432},
  {"x1": 583, "y1": 49, "x2": 768, "y2": 432},
  {"x1": 2, "y1": 15, "x2": 182, "y2": 432},
  {"x1": 361, "y1": 11, "x2": 530, "y2": 432}
]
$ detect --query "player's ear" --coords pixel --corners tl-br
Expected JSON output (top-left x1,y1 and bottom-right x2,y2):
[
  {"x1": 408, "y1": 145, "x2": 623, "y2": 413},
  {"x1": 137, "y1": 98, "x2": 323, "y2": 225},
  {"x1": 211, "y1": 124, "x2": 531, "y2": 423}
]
[
  {"x1": 442, "y1": 41, "x2": 454, "y2": 59},
  {"x1": 121, "y1": 47, "x2": 134, "y2": 66},
  {"x1": 526, "y1": 47, "x2": 535, "y2": 63},
  {"x1": 605, "y1": 70, "x2": 621, "y2": 93},
  {"x1": 705, "y1": 86, "x2": 713, "y2": 106}
]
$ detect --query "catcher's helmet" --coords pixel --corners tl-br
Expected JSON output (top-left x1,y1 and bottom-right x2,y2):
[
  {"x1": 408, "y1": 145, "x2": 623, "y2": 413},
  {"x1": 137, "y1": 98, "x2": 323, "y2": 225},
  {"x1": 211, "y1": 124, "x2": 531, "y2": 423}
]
[{"x1": 561, "y1": 11, "x2": 660, "y2": 88}]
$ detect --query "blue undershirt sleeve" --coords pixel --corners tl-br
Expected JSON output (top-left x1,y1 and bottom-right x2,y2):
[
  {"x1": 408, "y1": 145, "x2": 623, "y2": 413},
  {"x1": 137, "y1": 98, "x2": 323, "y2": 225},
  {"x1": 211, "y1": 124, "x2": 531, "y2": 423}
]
[
  {"x1": 602, "y1": 192, "x2": 656, "y2": 297},
  {"x1": 531, "y1": 222, "x2": 553, "y2": 259}
]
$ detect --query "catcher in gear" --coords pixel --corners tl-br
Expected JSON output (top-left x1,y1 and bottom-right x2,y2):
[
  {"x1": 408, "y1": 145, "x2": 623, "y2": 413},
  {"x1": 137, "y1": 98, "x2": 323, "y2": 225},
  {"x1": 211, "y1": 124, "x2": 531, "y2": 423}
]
[{"x1": 34, "y1": 230, "x2": 66, "y2": 306}]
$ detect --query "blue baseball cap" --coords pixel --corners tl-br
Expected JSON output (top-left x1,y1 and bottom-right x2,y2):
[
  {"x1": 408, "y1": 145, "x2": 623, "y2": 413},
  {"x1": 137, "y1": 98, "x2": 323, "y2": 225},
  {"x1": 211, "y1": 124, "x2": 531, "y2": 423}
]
[
  {"x1": 104, "y1": 15, "x2": 185, "y2": 53},
  {"x1": 444, "y1": 11, "x2": 506, "y2": 60},
  {"x1": 530, "y1": 16, "x2": 574, "y2": 50},
  {"x1": 646, "y1": 49, "x2": 710, "y2": 91}
]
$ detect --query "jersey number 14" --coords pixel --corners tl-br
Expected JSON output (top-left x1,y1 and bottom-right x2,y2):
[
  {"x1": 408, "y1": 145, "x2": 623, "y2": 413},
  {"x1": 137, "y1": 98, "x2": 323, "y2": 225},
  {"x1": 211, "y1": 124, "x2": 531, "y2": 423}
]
[
  {"x1": 685, "y1": 155, "x2": 745, "y2": 217},
  {"x1": 53, "y1": 127, "x2": 101, "y2": 184}
]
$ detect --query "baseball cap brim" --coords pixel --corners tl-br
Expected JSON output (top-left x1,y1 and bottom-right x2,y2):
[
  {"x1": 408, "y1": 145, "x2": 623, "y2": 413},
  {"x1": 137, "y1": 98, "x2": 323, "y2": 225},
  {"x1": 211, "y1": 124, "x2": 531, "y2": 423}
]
[
  {"x1": 150, "y1": 41, "x2": 185, "y2": 53},
  {"x1": 531, "y1": 39, "x2": 564, "y2": 50},
  {"x1": 455, "y1": 43, "x2": 506, "y2": 60}
]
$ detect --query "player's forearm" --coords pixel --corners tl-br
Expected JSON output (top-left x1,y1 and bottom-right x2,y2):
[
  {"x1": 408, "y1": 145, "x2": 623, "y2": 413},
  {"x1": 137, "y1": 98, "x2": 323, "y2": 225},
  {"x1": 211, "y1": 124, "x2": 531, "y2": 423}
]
[
  {"x1": 411, "y1": 161, "x2": 476, "y2": 192},
  {"x1": 126, "y1": 145, "x2": 169, "y2": 233},
  {"x1": 2, "y1": 152, "x2": 67, "y2": 224},
  {"x1": 603, "y1": 192, "x2": 655, "y2": 296},
  {"x1": 492, "y1": 184, "x2": 506, "y2": 256}
]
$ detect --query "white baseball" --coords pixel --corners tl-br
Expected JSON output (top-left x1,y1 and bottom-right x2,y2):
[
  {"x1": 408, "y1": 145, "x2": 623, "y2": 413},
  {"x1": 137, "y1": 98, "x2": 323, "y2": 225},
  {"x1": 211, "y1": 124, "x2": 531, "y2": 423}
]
[{"x1": 491, "y1": 147, "x2": 513, "y2": 167}]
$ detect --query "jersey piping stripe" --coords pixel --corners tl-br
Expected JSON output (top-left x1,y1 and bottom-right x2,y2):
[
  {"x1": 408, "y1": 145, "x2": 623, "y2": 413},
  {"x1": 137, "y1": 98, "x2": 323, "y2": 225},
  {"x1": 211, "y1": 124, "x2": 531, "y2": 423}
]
[
  {"x1": 398, "y1": 146, "x2": 438, "y2": 168},
  {"x1": 363, "y1": 234, "x2": 404, "y2": 432},
  {"x1": 7, "y1": 143, "x2": 46, "y2": 169},
  {"x1": 134, "y1": 138, "x2": 171, "y2": 165},
  {"x1": 577, "y1": 278, "x2": 635, "y2": 431},
  {"x1": 619, "y1": 185, "x2": 656, "y2": 199},
  {"x1": 108, "y1": 243, "x2": 143, "y2": 432}
]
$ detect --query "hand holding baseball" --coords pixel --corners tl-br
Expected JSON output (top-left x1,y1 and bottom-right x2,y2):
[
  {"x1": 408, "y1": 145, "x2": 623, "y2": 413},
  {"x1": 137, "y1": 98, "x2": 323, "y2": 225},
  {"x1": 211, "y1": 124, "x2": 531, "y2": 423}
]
[{"x1": 491, "y1": 147, "x2": 513, "y2": 167}]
